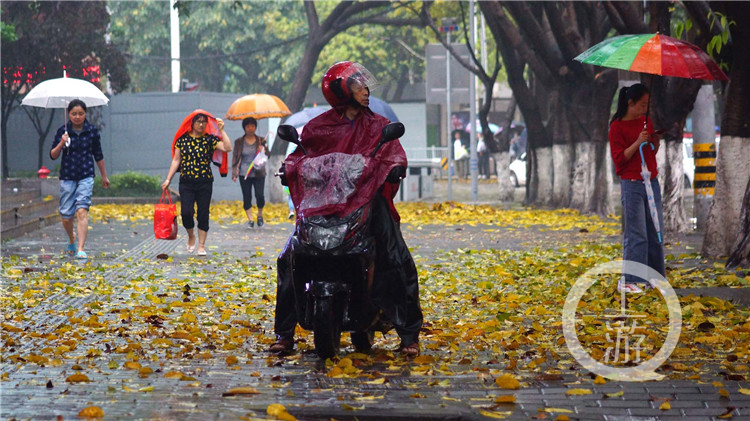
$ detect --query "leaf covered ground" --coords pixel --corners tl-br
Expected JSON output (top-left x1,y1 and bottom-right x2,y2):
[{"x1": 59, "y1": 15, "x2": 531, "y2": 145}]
[{"x1": 2, "y1": 201, "x2": 749, "y2": 419}]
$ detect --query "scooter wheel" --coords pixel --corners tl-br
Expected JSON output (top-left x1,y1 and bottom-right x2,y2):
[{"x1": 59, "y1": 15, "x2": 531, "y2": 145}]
[{"x1": 313, "y1": 297, "x2": 341, "y2": 359}]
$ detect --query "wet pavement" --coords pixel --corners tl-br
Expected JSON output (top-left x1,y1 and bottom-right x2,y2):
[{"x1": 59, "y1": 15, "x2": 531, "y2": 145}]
[{"x1": 2, "y1": 212, "x2": 749, "y2": 420}]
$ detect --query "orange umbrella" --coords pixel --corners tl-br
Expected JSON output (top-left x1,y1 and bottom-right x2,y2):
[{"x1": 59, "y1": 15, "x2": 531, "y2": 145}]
[{"x1": 225, "y1": 93, "x2": 292, "y2": 120}]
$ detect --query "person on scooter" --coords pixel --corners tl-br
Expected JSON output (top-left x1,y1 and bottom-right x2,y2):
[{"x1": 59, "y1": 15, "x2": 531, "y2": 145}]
[{"x1": 270, "y1": 61, "x2": 423, "y2": 357}]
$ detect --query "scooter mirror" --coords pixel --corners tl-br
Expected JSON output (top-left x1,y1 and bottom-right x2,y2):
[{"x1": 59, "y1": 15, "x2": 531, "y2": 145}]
[
  {"x1": 382, "y1": 122, "x2": 405, "y2": 143},
  {"x1": 277, "y1": 125, "x2": 300, "y2": 145},
  {"x1": 371, "y1": 122, "x2": 405, "y2": 158}
]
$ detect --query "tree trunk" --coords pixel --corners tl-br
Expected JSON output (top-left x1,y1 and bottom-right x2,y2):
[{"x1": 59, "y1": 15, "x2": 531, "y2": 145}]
[
  {"x1": 727, "y1": 177, "x2": 750, "y2": 269},
  {"x1": 492, "y1": 152, "x2": 514, "y2": 201},
  {"x1": 656, "y1": 140, "x2": 690, "y2": 234},
  {"x1": 703, "y1": 1, "x2": 750, "y2": 259}
]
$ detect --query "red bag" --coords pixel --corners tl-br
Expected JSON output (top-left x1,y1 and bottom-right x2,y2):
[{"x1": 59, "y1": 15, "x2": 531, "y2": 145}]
[{"x1": 154, "y1": 190, "x2": 178, "y2": 240}]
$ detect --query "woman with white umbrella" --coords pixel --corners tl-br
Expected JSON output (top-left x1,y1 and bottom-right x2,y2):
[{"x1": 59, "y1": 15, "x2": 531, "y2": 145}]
[{"x1": 49, "y1": 99, "x2": 110, "y2": 259}]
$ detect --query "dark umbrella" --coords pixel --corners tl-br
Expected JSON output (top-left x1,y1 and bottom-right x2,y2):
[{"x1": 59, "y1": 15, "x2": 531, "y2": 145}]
[
  {"x1": 283, "y1": 106, "x2": 328, "y2": 128},
  {"x1": 369, "y1": 96, "x2": 399, "y2": 122}
]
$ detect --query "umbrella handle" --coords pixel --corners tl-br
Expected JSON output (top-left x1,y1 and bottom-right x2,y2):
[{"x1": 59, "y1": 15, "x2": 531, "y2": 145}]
[{"x1": 638, "y1": 142, "x2": 654, "y2": 167}]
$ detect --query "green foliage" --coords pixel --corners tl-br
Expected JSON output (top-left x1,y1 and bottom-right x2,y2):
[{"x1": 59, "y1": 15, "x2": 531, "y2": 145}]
[
  {"x1": 0, "y1": 21, "x2": 16, "y2": 42},
  {"x1": 109, "y1": 0, "x2": 306, "y2": 95},
  {"x1": 108, "y1": 1, "x2": 440, "y2": 99},
  {"x1": 93, "y1": 172, "x2": 162, "y2": 197},
  {"x1": 705, "y1": 11, "x2": 734, "y2": 73}
]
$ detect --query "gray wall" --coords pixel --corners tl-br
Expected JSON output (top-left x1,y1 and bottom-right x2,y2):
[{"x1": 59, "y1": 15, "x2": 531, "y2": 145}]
[{"x1": 5, "y1": 92, "x2": 427, "y2": 201}]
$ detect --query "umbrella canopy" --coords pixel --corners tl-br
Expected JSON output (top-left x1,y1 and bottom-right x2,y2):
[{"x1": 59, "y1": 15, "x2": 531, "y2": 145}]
[
  {"x1": 574, "y1": 33, "x2": 728, "y2": 81},
  {"x1": 465, "y1": 120, "x2": 501, "y2": 134},
  {"x1": 283, "y1": 106, "x2": 329, "y2": 129},
  {"x1": 225, "y1": 93, "x2": 291, "y2": 120},
  {"x1": 21, "y1": 77, "x2": 109, "y2": 108},
  {"x1": 369, "y1": 96, "x2": 399, "y2": 122}
]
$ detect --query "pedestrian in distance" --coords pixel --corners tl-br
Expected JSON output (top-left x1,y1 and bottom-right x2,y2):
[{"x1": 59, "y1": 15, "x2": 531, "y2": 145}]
[
  {"x1": 49, "y1": 99, "x2": 110, "y2": 260},
  {"x1": 231, "y1": 117, "x2": 268, "y2": 229},
  {"x1": 608, "y1": 83, "x2": 666, "y2": 294},
  {"x1": 162, "y1": 111, "x2": 232, "y2": 256}
]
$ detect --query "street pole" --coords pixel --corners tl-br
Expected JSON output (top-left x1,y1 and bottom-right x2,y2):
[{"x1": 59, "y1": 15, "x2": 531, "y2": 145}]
[
  {"x1": 441, "y1": 20, "x2": 455, "y2": 201},
  {"x1": 692, "y1": 84, "x2": 716, "y2": 231},
  {"x1": 170, "y1": 0, "x2": 180, "y2": 93},
  {"x1": 469, "y1": 0, "x2": 478, "y2": 202},
  {"x1": 447, "y1": 30, "x2": 453, "y2": 201}
]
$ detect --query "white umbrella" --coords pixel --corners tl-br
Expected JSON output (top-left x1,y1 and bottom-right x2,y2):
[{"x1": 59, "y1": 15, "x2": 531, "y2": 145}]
[
  {"x1": 22, "y1": 76, "x2": 109, "y2": 108},
  {"x1": 21, "y1": 73, "x2": 109, "y2": 142},
  {"x1": 639, "y1": 142, "x2": 663, "y2": 244}
]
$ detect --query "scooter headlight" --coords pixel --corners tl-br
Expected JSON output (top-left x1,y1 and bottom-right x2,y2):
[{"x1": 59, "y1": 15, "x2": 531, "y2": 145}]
[{"x1": 308, "y1": 224, "x2": 349, "y2": 250}]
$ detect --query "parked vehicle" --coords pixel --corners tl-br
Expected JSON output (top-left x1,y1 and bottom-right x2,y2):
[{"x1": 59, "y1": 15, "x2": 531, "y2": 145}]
[
  {"x1": 509, "y1": 152, "x2": 526, "y2": 187},
  {"x1": 275, "y1": 122, "x2": 405, "y2": 359}
]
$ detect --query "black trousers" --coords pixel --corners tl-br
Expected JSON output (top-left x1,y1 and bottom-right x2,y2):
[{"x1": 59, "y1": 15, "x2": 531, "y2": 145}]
[
  {"x1": 239, "y1": 176, "x2": 265, "y2": 210},
  {"x1": 179, "y1": 179, "x2": 212, "y2": 232},
  {"x1": 274, "y1": 194, "x2": 423, "y2": 345}
]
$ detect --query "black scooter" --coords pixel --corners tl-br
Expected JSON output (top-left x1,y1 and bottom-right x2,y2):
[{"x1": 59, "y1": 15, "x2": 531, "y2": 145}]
[{"x1": 276, "y1": 122, "x2": 405, "y2": 359}]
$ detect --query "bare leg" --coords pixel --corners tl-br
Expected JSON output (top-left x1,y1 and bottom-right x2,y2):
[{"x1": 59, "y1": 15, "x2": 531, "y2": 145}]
[
  {"x1": 244, "y1": 207, "x2": 253, "y2": 222},
  {"x1": 187, "y1": 228, "x2": 196, "y2": 248},
  {"x1": 75, "y1": 208, "x2": 88, "y2": 252},
  {"x1": 197, "y1": 229, "x2": 208, "y2": 253},
  {"x1": 62, "y1": 218, "x2": 75, "y2": 244},
  {"x1": 257, "y1": 207, "x2": 264, "y2": 219}
]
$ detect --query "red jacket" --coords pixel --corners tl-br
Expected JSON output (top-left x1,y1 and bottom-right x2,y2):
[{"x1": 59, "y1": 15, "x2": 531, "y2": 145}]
[
  {"x1": 609, "y1": 116, "x2": 658, "y2": 180},
  {"x1": 285, "y1": 108, "x2": 406, "y2": 220}
]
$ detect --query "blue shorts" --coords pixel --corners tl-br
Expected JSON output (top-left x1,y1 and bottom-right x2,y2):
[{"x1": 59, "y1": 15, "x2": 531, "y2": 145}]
[{"x1": 59, "y1": 177, "x2": 94, "y2": 219}]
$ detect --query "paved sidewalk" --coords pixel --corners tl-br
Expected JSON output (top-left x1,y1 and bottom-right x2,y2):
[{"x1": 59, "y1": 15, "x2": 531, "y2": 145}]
[{"x1": 2, "y1": 216, "x2": 749, "y2": 420}]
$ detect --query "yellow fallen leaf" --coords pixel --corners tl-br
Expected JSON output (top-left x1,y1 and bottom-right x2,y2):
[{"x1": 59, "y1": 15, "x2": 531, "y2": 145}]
[
  {"x1": 364, "y1": 378, "x2": 386, "y2": 385},
  {"x1": 566, "y1": 388, "x2": 593, "y2": 396},
  {"x1": 164, "y1": 371, "x2": 183, "y2": 379},
  {"x1": 718, "y1": 409, "x2": 733, "y2": 419},
  {"x1": 556, "y1": 416, "x2": 570, "y2": 421},
  {"x1": 266, "y1": 403, "x2": 296, "y2": 421},
  {"x1": 659, "y1": 401, "x2": 671, "y2": 410},
  {"x1": 223, "y1": 387, "x2": 260, "y2": 396},
  {"x1": 66, "y1": 374, "x2": 90, "y2": 383},
  {"x1": 738, "y1": 388, "x2": 750, "y2": 395},
  {"x1": 226, "y1": 356, "x2": 239, "y2": 366},
  {"x1": 604, "y1": 390, "x2": 624, "y2": 398},
  {"x1": 478, "y1": 409, "x2": 511, "y2": 419},
  {"x1": 410, "y1": 392, "x2": 427, "y2": 398},
  {"x1": 544, "y1": 408, "x2": 573, "y2": 413},
  {"x1": 342, "y1": 404, "x2": 365, "y2": 410},
  {"x1": 494, "y1": 395, "x2": 516, "y2": 403},
  {"x1": 495, "y1": 374, "x2": 521, "y2": 390},
  {"x1": 719, "y1": 388, "x2": 730, "y2": 398},
  {"x1": 78, "y1": 405, "x2": 104, "y2": 418},
  {"x1": 412, "y1": 355, "x2": 435, "y2": 364},
  {"x1": 594, "y1": 375, "x2": 606, "y2": 385},
  {"x1": 138, "y1": 386, "x2": 154, "y2": 392},
  {"x1": 123, "y1": 361, "x2": 141, "y2": 370}
]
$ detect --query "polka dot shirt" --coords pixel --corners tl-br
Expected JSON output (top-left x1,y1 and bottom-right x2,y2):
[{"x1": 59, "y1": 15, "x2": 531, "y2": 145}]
[{"x1": 175, "y1": 134, "x2": 220, "y2": 181}]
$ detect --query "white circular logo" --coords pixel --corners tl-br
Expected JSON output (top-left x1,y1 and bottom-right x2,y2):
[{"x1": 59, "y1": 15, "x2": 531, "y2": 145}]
[{"x1": 562, "y1": 260, "x2": 682, "y2": 381}]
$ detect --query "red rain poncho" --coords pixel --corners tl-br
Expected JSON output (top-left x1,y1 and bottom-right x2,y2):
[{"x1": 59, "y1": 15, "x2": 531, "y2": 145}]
[
  {"x1": 284, "y1": 108, "x2": 406, "y2": 220},
  {"x1": 171, "y1": 109, "x2": 228, "y2": 177}
]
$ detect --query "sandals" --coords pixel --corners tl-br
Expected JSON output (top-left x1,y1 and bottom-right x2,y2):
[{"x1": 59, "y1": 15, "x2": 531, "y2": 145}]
[
  {"x1": 187, "y1": 239, "x2": 196, "y2": 253},
  {"x1": 65, "y1": 243, "x2": 76, "y2": 256},
  {"x1": 399, "y1": 342, "x2": 420, "y2": 357},
  {"x1": 269, "y1": 337, "x2": 294, "y2": 354}
]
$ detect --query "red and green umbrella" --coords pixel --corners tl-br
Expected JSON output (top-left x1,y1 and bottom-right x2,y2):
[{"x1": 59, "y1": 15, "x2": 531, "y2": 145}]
[{"x1": 574, "y1": 33, "x2": 728, "y2": 81}]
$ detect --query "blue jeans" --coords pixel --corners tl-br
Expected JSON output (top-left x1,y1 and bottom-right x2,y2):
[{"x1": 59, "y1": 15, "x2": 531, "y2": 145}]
[
  {"x1": 621, "y1": 179, "x2": 665, "y2": 283},
  {"x1": 59, "y1": 177, "x2": 94, "y2": 219}
]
